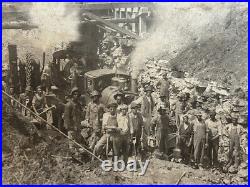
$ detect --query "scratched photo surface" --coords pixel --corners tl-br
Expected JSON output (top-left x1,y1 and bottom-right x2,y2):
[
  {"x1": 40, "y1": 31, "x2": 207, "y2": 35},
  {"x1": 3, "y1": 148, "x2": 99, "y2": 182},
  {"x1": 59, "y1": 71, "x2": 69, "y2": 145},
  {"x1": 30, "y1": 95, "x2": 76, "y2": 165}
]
[{"x1": 2, "y1": 2, "x2": 248, "y2": 184}]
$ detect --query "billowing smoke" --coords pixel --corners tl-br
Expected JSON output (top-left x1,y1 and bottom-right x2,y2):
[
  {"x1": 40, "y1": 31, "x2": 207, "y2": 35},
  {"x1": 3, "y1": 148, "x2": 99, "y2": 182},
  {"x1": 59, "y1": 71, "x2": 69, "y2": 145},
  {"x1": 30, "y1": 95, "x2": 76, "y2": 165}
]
[
  {"x1": 29, "y1": 2, "x2": 80, "y2": 52},
  {"x1": 130, "y1": 2, "x2": 243, "y2": 78}
]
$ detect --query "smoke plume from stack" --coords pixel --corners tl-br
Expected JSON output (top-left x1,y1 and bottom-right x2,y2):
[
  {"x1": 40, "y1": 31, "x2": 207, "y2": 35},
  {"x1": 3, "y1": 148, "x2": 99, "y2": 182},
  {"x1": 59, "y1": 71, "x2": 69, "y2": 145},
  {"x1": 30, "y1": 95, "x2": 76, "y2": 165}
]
[
  {"x1": 130, "y1": 2, "x2": 243, "y2": 78},
  {"x1": 29, "y1": 3, "x2": 80, "y2": 52}
]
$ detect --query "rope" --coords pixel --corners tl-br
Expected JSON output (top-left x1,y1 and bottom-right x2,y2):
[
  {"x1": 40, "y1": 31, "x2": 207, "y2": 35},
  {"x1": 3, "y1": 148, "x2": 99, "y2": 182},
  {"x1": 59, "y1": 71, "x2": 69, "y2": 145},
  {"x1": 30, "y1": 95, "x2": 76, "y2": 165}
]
[{"x1": 2, "y1": 90, "x2": 103, "y2": 162}]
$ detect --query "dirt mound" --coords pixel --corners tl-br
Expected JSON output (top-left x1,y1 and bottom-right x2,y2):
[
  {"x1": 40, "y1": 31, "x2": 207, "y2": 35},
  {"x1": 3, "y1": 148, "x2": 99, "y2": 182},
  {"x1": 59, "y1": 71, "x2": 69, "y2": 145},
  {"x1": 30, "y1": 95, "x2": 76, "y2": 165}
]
[{"x1": 168, "y1": 6, "x2": 247, "y2": 90}]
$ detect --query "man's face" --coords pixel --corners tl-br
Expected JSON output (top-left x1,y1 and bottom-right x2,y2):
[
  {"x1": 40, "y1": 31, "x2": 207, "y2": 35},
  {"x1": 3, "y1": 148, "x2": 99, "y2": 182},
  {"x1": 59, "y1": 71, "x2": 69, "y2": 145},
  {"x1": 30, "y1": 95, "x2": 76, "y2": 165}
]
[
  {"x1": 110, "y1": 107, "x2": 116, "y2": 115},
  {"x1": 121, "y1": 109, "x2": 127, "y2": 116},
  {"x1": 146, "y1": 91, "x2": 151, "y2": 96},
  {"x1": 132, "y1": 107, "x2": 137, "y2": 114},
  {"x1": 197, "y1": 115, "x2": 202, "y2": 121},
  {"x1": 159, "y1": 109, "x2": 166, "y2": 115},
  {"x1": 183, "y1": 116, "x2": 189, "y2": 123},
  {"x1": 93, "y1": 95, "x2": 99, "y2": 102},
  {"x1": 37, "y1": 88, "x2": 42, "y2": 95},
  {"x1": 232, "y1": 118, "x2": 237, "y2": 125},
  {"x1": 210, "y1": 114, "x2": 216, "y2": 120},
  {"x1": 10, "y1": 88, "x2": 14, "y2": 94},
  {"x1": 160, "y1": 97, "x2": 166, "y2": 102},
  {"x1": 72, "y1": 92, "x2": 79, "y2": 101},
  {"x1": 116, "y1": 96, "x2": 122, "y2": 104}
]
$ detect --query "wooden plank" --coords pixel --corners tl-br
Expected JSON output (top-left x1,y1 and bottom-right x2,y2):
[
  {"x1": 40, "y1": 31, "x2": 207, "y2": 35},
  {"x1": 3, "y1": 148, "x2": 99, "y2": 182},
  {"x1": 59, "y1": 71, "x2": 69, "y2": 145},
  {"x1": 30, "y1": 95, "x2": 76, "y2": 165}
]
[{"x1": 82, "y1": 11, "x2": 140, "y2": 39}]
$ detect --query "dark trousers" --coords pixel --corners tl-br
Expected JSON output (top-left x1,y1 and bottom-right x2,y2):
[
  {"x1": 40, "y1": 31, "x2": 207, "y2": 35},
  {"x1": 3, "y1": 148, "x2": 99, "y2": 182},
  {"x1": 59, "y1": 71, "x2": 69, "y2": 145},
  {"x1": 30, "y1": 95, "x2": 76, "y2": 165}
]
[
  {"x1": 208, "y1": 138, "x2": 219, "y2": 166},
  {"x1": 228, "y1": 134, "x2": 240, "y2": 167}
]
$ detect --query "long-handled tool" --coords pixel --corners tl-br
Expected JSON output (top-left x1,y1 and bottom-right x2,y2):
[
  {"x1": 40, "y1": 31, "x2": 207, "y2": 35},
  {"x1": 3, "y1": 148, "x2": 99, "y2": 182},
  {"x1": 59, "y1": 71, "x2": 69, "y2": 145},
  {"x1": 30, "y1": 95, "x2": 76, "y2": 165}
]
[{"x1": 38, "y1": 105, "x2": 56, "y2": 116}]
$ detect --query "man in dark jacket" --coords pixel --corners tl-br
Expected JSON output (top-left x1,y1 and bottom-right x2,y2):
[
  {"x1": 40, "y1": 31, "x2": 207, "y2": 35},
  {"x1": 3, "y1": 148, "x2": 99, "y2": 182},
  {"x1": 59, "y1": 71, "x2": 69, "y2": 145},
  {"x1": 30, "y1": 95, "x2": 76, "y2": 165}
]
[
  {"x1": 64, "y1": 87, "x2": 84, "y2": 150},
  {"x1": 151, "y1": 105, "x2": 170, "y2": 157},
  {"x1": 179, "y1": 115, "x2": 194, "y2": 164}
]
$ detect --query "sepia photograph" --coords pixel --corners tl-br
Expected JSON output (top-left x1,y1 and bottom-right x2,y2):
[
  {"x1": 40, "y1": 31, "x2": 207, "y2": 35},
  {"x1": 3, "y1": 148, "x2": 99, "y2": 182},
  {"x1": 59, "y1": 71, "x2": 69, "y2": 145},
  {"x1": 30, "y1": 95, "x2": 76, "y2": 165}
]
[{"x1": 2, "y1": 2, "x2": 248, "y2": 184}]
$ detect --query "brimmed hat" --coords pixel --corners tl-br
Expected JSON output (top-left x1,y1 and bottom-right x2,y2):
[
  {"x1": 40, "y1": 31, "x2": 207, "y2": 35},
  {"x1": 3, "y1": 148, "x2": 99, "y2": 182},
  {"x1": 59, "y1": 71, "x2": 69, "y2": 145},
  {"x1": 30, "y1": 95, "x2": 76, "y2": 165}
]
[
  {"x1": 144, "y1": 85, "x2": 153, "y2": 92},
  {"x1": 51, "y1": 85, "x2": 59, "y2": 90},
  {"x1": 120, "y1": 104, "x2": 128, "y2": 110},
  {"x1": 130, "y1": 102, "x2": 139, "y2": 109},
  {"x1": 157, "y1": 105, "x2": 167, "y2": 112},
  {"x1": 91, "y1": 90, "x2": 101, "y2": 97},
  {"x1": 70, "y1": 87, "x2": 79, "y2": 96},
  {"x1": 25, "y1": 86, "x2": 32, "y2": 92},
  {"x1": 114, "y1": 91, "x2": 125, "y2": 100},
  {"x1": 107, "y1": 102, "x2": 118, "y2": 108}
]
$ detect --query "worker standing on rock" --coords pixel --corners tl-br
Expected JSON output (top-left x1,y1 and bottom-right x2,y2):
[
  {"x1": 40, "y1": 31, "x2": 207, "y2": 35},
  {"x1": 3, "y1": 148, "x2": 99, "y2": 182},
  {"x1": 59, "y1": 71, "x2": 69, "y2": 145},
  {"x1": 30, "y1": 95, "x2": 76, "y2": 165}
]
[
  {"x1": 64, "y1": 87, "x2": 83, "y2": 150},
  {"x1": 193, "y1": 112, "x2": 208, "y2": 169},
  {"x1": 85, "y1": 90, "x2": 105, "y2": 150},
  {"x1": 205, "y1": 110, "x2": 222, "y2": 168},
  {"x1": 174, "y1": 94, "x2": 187, "y2": 128},
  {"x1": 150, "y1": 105, "x2": 170, "y2": 159},
  {"x1": 223, "y1": 115, "x2": 245, "y2": 173},
  {"x1": 134, "y1": 85, "x2": 155, "y2": 135},
  {"x1": 156, "y1": 73, "x2": 170, "y2": 102}
]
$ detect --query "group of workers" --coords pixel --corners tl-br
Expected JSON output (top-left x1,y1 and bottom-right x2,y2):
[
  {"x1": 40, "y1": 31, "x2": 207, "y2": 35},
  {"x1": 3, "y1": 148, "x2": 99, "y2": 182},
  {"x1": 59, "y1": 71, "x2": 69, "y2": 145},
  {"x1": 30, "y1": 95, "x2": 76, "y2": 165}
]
[{"x1": 5, "y1": 72, "x2": 245, "y2": 173}]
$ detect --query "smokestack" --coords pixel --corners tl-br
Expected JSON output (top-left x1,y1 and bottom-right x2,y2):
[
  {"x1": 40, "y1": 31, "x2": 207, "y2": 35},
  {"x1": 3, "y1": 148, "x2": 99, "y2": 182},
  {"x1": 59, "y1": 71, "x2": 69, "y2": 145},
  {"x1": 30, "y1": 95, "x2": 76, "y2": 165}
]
[
  {"x1": 131, "y1": 78, "x2": 138, "y2": 93},
  {"x1": 8, "y1": 44, "x2": 19, "y2": 93}
]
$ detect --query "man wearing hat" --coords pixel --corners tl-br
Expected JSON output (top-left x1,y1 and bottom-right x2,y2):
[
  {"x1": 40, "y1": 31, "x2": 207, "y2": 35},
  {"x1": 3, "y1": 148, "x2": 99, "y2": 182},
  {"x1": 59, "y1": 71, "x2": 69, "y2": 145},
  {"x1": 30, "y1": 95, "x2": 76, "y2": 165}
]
[
  {"x1": 19, "y1": 86, "x2": 34, "y2": 116},
  {"x1": 85, "y1": 90, "x2": 105, "y2": 150},
  {"x1": 114, "y1": 91, "x2": 126, "y2": 115},
  {"x1": 179, "y1": 114, "x2": 194, "y2": 164},
  {"x1": 224, "y1": 115, "x2": 245, "y2": 172},
  {"x1": 64, "y1": 87, "x2": 84, "y2": 150},
  {"x1": 156, "y1": 93, "x2": 170, "y2": 115},
  {"x1": 174, "y1": 94, "x2": 187, "y2": 128},
  {"x1": 48, "y1": 85, "x2": 64, "y2": 131},
  {"x1": 205, "y1": 110, "x2": 222, "y2": 168},
  {"x1": 134, "y1": 85, "x2": 155, "y2": 135},
  {"x1": 156, "y1": 73, "x2": 170, "y2": 102},
  {"x1": 94, "y1": 102, "x2": 120, "y2": 158},
  {"x1": 116, "y1": 104, "x2": 130, "y2": 163},
  {"x1": 32, "y1": 85, "x2": 48, "y2": 116},
  {"x1": 150, "y1": 105, "x2": 170, "y2": 157},
  {"x1": 193, "y1": 111, "x2": 208, "y2": 169},
  {"x1": 128, "y1": 102, "x2": 144, "y2": 156}
]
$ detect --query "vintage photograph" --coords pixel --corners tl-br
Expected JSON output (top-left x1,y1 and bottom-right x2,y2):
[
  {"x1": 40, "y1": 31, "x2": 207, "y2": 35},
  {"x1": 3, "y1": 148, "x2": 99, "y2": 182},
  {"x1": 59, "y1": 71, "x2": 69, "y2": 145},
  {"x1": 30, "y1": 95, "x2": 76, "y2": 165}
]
[{"x1": 2, "y1": 2, "x2": 248, "y2": 184}]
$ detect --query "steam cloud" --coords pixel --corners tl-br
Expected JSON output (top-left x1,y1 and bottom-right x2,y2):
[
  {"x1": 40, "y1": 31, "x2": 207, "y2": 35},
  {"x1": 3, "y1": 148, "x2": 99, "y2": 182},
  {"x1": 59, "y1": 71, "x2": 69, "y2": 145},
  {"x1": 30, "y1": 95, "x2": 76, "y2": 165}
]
[
  {"x1": 130, "y1": 2, "x2": 245, "y2": 78},
  {"x1": 29, "y1": 2, "x2": 80, "y2": 52}
]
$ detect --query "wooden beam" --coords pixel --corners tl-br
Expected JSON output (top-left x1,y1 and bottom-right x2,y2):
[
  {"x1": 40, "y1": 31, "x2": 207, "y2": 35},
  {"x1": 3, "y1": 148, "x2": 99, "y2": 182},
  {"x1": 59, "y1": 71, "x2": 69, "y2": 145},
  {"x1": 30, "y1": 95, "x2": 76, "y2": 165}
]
[{"x1": 82, "y1": 11, "x2": 140, "y2": 39}]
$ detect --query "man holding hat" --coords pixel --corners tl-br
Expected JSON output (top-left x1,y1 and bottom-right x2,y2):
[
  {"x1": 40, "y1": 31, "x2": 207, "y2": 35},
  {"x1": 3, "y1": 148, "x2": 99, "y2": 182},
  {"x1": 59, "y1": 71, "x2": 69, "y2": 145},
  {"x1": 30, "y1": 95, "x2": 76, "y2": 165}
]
[
  {"x1": 150, "y1": 105, "x2": 170, "y2": 157},
  {"x1": 19, "y1": 86, "x2": 34, "y2": 116},
  {"x1": 64, "y1": 87, "x2": 84, "y2": 150},
  {"x1": 205, "y1": 110, "x2": 222, "y2": 168},
  {"x1": 85, "y1": 90, "x2": 105, "y2": 150}
]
